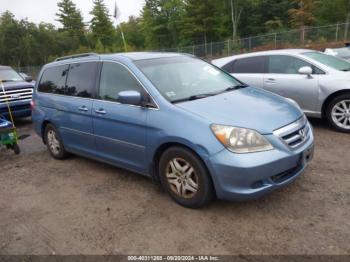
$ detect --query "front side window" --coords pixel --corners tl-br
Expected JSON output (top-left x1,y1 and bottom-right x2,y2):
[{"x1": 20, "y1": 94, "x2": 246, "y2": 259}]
[
  {"x1": 135, "y1": 56, "x2": 241, "y2": 103},
  {"x1": 232, "y1": 56, "x2": 266, "y2": 73},
  {"x1": 38, "y1": 65, "x2": 69, "y2": 94},
  {"x1": 268, "y1": 55, "x2": 312, "y2": 74},
  {"x1": 99, "y1": 62, "x2": 143, "y2": 102},
  {"x1": 65, "y1": 62, "x2": 98, "y2": 98},
  {"x1": 303, "y1": 52, "x2": 350, "y2": 71},
  {"x1": 0, "y1": 67, "x2": 23, "y2": 82}
]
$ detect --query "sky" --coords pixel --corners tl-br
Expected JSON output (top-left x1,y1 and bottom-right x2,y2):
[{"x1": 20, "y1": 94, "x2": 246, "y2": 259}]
[{"x1": 0, "y1": 0, "x2": 145, "y2": 27}]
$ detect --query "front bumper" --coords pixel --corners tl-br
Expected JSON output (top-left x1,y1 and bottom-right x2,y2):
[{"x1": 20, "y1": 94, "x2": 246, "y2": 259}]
[
  {"x1": 206, "y1": 127, "x2": 314, "y2": 201},
  {"x1": 0, "y1": 101, "x2": 31, "y2": 118}
]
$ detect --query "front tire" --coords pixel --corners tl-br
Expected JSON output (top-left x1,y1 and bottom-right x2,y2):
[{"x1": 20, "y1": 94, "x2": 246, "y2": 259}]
[
  {"x1": 159, "y1": 146, "x2": 214, "y2": 208},
  {"x1": 44, "y1": 124, "x2": 69, "y2": 159},
  {"x1": 326, "y1": 94, "x2": 350, "y2": 133}
]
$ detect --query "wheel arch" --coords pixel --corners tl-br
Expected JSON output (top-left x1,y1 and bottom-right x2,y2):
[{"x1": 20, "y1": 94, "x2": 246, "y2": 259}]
[
  {"x1": 41, "y1": 120, "x2": 52, "y2": 144},
  {"x1": 321, "y1": 89, "x2": 350, "y2": 117},
  {"x1": 151, "y1": 142, "x2": 216, "y2": 197}
]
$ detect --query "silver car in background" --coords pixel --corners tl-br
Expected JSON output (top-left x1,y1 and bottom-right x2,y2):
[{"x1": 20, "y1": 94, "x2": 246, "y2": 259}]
[
  {"x1": 212, "y1": 49, "x2": 350, "y2": 132},
  {"x1": 324, "y1": 47, "x2": 350, "y2": 61}
]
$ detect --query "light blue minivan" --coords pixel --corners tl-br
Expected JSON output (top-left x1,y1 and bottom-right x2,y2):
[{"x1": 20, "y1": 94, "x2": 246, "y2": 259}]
[{"x1": 32, "y1": 52, "x2": 314, "y2": 208}]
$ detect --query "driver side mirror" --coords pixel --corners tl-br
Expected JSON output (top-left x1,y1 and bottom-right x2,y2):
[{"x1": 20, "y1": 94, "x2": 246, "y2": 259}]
[
  {"x1": 20, "y1": 73, "x2": 33, "y2": 82},
  {"x1": 118, "y1": 90, "x2": 142, "y2": 106},
  {"x1": 24, "y1": 76, "x2": 33, "y2": 82},
  {"x1": 298, "y1": 66, "x2": 313, "y2": 76}
]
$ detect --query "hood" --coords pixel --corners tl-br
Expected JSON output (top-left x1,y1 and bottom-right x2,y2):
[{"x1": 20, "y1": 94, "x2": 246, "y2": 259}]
[
  {"x1": 177, "y1": 87, "x2": 303, "y2": 134},
  {"x1": 1, "y1": 81, "x2": 34, "y2": 91}
]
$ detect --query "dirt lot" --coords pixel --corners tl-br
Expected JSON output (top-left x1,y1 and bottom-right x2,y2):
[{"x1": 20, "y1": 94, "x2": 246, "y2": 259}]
[{"x1": 0, "y1": 118, "x2": 349, "y2": 255}]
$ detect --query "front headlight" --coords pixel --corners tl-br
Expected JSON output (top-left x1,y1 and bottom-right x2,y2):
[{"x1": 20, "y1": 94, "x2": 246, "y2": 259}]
[{"x1": 211, "y1": 124, "x2": 274, "y2": 153}]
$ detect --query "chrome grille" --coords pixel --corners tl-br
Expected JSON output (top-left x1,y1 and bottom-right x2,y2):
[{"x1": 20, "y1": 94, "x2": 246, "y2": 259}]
[
  {"x1": 274, "y1": 116, "x2": 310, "y2": 149},
  {"x1": 0, "y1": 88, "x2": 33, "y2": 104}
]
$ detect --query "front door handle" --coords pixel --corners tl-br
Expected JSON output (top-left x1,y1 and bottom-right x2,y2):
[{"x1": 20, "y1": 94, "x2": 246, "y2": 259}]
[
  {"x1": 95, "y1": 108, "x2": 107, "y2": 115},
  {"x1": 265, "y1": 78, "x2": 276, "y2": 83},
  {"x1": 78, "y1": 106, "x2": 88, "y2": 112}
]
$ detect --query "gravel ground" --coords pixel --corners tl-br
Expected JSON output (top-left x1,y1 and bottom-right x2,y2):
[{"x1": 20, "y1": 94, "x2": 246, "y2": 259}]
[{"x1": 0, "y1": 118, "x2": 349, "y2": 255}]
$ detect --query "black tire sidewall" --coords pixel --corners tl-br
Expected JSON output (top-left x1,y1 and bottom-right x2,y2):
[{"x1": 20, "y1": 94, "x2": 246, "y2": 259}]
[
  {"x1": 44, "y1": 124, "x2": 67, "y2": 159},
  {"x1": 159, "y1": 146, "x2": 214, "y2": 208},
  {"x1": 326, "y1": 94, "x2": 350, "y2": 133},
  {"x1": 13, "y1": 143, "x2": 20, "y2": 155}
]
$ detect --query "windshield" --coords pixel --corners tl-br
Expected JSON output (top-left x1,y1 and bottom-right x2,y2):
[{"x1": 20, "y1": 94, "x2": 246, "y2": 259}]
[
  {"x1": 0, "y1": 67, "x2": 23, "y2": 82},
  {"x1": 135, "y1": 56, "x2": 242, "y2": 103},
  {"x1": 329, "y1": 47, "x2": 350, "y2": 59},
  {"x1": 303, "y1": 52, "x2": 350, "y2": 71}
]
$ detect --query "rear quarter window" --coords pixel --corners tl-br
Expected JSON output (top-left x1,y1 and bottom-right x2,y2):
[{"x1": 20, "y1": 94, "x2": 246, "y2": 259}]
[
  {"x1": 38, "y1": 65, "x2": 69, "y2": 94},
  {"x1": 231, "y1": 56, "x2": 266, "y2": 74}
]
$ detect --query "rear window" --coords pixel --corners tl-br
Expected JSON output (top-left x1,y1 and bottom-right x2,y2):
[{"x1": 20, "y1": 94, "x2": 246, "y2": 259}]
[
  {"x1": 231, "y1": 56, "x2": 266, "y2": 73},
  {"x1": 38, "y1": 65, "x2": 69, "y2": 94}
]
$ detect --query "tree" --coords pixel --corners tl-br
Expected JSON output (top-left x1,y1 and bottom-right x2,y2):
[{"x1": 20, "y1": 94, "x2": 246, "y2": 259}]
[
  {"x1": 182, "y1": 0, "x2": 218, "y2": 45},
  {"x1": 90, "y1": 0, "x2": 115, "y2": 48},
  {"x1": 56, "y1": 0, "x2": 85, "y2": 50},
  {"x1": 116, "y1": 16, "x2": 145, "y2": 51},
  {"x1": 56, "y1": 0, "x2": 84, "y2": 32},
  {"x1": 230, "y1": 0, "x2": 243, "y2": 39},
  {"x1": 141, "y1": 0, "x2": 185, "y2": 49},
  {"x1": 288, "y1": 0, "x2": 317, "y2": 28}
]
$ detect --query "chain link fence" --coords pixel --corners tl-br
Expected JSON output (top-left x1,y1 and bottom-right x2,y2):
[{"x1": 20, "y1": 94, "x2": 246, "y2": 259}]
[
  {"x1": 14, "y1": 23, "x2": 350, "y2": 79},
  {"x1": 160, "y1": 23, "x2": 350, "y2": 59},
  {"x1": 14, "y1": 65, "x2": 42, "y2": 81}
]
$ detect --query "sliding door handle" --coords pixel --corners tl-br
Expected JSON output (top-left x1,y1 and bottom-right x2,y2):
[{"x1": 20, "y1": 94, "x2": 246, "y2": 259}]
[
  {"x1": 78, "y1": 106, "x2": 88, "y2": 112},
  {"x1": 95, "y1": 108, "x2": 107, "y2": 115}
]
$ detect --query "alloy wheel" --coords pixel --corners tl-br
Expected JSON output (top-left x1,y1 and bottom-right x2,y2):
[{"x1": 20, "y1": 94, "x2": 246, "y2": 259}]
[
  {"x1": 331, "y1": 100, "x2": 350, "y2": 130},
  {"x1": 47, "y1": 130, "x2": 61, "y2": 155},
  {"x1": 166, "y1": 158, "x2": 199, "y2": 199}
]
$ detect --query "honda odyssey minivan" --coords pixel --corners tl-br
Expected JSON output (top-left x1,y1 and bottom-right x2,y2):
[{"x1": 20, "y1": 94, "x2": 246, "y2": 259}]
[{"x1": 32, "y1": 52, "x2": 314, "y2": 208}]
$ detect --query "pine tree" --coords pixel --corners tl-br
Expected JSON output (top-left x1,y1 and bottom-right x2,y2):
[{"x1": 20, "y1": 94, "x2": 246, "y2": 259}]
[
  {"x1": 90, "y1": 0, "x2": 115, "y2": 48},
  {"x1": 182, "y1": 0, "x2": 218, "y2": 45},
  {"x1": 56, "y1": 0, "x2": 84, "y2": 33},
  {"x1": 56, "y1": 0, "x2": 85, "y2": 50}
]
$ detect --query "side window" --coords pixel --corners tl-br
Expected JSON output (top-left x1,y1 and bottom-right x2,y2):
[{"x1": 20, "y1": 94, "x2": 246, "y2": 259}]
[
  {"x1": 268, "y1": 55, "x2": 312, "y2": 74},
  {"x1": 222, "y1": 61, "x2": 235, "y2": 73},
  {"x1": 65, "y1": 62, "x2": 98, "y2": 98},
  {"x1": 232, "y1": 56, "x2": 265, "y2": 73},
  {"x1": 99, "y1": 62, "x2": 143, "y2": 103},
  {"x1": 38, "y1": 65, "x2": 69, "y2": 94}
]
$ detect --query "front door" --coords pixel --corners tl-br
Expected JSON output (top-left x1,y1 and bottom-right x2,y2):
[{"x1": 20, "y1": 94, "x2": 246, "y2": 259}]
[
  {"x1": 92, "y1": 61, "x2": 148, "y2": 173},
  {"x1": 263, "y1": 55, "x2": 319, "y2": 112}
]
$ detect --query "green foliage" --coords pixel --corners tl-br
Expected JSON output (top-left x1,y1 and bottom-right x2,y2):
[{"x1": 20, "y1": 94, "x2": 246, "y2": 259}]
[
  {"x1": 0, "y1": 0, "x2": 349, "y2": 67},
  {"x1": 90, "y1": 0, "x2": 115, "y2": 47}
]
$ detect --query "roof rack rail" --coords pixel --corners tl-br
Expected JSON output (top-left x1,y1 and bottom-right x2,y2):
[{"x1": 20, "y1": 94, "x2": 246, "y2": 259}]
[{"x1": 55, "y1": 53, "x2": 98, "y2": 62}]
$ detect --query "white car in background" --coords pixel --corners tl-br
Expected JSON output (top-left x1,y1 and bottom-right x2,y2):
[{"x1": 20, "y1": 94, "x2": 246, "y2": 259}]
[
  {"x1": 324, "y1": 46, "x2": 350, "y2": 61},
  {"x1": 212, "y1": 49, "x2": 350, "y2": 132}
]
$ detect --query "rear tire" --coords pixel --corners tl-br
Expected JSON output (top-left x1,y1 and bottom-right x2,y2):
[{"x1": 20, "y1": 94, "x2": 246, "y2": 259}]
[
  {"x1": 44, "y1": 124, "x2": 69, "y2": 159},
  {"x1": 159, "y1": 146, "x2": 214, "y2": 208},
  {"x1": 326, "y1": 94, "x2": 350, "y2": 133},
  {"x1": 13, "y1": 143, "x2": 20, "y2": 155}
]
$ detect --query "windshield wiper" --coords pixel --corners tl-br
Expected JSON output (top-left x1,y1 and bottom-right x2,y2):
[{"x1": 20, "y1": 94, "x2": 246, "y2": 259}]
[
  {"x1": 217, "y1": 84, "x2": 248, "y2": 94},
  {"x1": 342, "y1": 68, "x2": 350, "y2": 71},
  {"x1": 0, "y1": 80, "x2": 15, "y2": 83},
  {"x1": 226, "y1": 84, "x2": 247, "y2": 91},
  {"x1": 172, "y1": 93, "x2": 216, "y2": 103}
]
